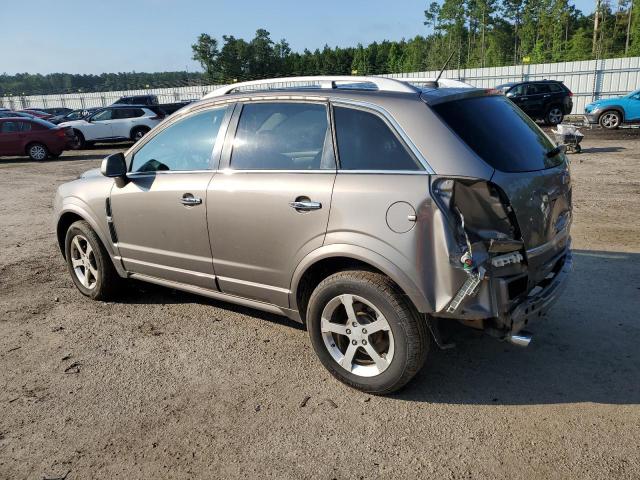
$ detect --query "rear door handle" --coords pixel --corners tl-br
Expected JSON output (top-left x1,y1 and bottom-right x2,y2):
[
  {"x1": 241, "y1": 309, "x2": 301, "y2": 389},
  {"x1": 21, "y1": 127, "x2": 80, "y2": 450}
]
[
  {"x1": 289, "y1": 200, "x2": 322, "y2": 211},
  {"x1": 180, "y1": 193, "x2": 202, "y2": 206}
]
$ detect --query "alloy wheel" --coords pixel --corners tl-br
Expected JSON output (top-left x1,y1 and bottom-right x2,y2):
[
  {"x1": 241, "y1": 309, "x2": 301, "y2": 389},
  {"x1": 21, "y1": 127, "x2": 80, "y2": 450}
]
[
  {"x1": 70, "y1": 234, "x2": 98, "y2": 290},
  {"x1": 548, "y1": 108, "x2": 563, "y2": 124},
  {"x1": 29, "y1": 144, "x2": 47, "y2": 160},
  {"x1": 601, "y1": 112, "x2": 619, "y2": 129},
  {"x1": 320, "y1": 294, "x2": 395, "y2": 377}
]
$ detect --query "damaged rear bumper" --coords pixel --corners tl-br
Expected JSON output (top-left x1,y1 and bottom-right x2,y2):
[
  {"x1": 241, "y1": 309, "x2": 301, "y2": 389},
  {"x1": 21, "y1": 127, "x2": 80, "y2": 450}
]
[{"x1": 504, "y1": 249, "x2": 572, "y2": 334}]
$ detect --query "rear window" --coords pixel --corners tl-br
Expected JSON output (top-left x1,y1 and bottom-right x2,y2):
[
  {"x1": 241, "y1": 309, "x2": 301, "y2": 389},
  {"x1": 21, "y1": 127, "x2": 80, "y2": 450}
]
[{"x1": 432, "y1": 95, "x2": 564, "y2": 172}]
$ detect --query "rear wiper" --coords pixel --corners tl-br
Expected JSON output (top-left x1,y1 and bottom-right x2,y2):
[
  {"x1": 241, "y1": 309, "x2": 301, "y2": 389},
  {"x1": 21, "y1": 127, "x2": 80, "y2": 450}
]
[{"x1": 546, "y1": 145, "x2": 565, "y2": 158}]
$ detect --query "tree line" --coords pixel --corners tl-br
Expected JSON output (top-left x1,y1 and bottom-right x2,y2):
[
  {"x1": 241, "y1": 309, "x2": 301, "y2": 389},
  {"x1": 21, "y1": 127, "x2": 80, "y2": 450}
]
[{"x1": 2, "y1": 0, "x2": 639, "y2": 96}]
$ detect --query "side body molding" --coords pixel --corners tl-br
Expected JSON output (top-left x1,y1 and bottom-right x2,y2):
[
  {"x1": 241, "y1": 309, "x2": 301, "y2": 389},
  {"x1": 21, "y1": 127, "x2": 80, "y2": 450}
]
[{"x1": 289, "y1": 243, "x2": 432, "y2": 314}]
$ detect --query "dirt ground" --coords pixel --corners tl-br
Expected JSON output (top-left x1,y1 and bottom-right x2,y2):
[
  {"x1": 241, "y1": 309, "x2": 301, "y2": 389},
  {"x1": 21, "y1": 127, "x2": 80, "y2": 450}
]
[{"x1": 1, "y1": 130, "x2": 639, "y2": 480}]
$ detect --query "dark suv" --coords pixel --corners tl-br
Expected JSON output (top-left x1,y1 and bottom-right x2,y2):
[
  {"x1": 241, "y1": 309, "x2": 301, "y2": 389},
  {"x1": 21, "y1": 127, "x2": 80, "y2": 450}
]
[
  {"x1": 112, "y1": 94, "x2": 159, "y2": 106},
  {"x1": 496, "y1": 80, "x2": 573, "y2": 125}
]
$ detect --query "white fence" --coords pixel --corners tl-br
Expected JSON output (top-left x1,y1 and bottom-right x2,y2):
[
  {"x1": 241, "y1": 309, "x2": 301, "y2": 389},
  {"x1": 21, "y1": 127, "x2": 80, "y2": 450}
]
[{"x1": 2, "y1": 56, "x2": 639, "y2": 113}]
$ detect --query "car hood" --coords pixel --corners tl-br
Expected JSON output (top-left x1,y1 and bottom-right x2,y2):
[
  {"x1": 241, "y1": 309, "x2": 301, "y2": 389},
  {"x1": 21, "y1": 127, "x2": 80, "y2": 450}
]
[
  {"x1": 586, "y1": 98, "x2": 623, "y2": 111},
  {"x1": 79, "y1": 168, "x2": 102, "y2": 179},
  {"x1": 59, "y1": 119, "x2": 88, "y2": 127}
]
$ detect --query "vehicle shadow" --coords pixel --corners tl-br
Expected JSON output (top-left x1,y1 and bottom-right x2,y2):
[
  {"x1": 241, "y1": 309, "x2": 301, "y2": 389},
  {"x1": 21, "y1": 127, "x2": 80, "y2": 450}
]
[
  {"x1": 580, "y1": 146, "x2": 625, "y2": 153},
  {"x1": 400, "y1": 249, "x2": 640, "y2": 405},
  {"x1": 119, "y1": 279, "x2": 306, "y2": 331}
]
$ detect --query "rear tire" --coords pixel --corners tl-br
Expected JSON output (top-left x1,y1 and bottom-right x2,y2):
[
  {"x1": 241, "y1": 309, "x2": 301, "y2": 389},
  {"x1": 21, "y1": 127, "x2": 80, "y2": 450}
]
[
  {"x1": 27, "y1": 143, "x2": 49, "y2": 161},
  {"x1": 545, "y1": 106, "x2": 564, "y2": 125},
  {"x1": 64, "y1": 220, "x2": 120, "y2": 301},
  {"x1": 599, "y1": 110, "x2": 621, "y2": 129},
  {"x1": 306, "y1": 270, "x2": 430, "y2": 394},
  {"x1": 131, "y1": 126, "x2": 150, "y2": 142}
]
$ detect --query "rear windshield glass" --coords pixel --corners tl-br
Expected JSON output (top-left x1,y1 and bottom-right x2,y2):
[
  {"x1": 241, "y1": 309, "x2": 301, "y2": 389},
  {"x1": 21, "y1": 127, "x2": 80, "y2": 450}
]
[{"x1": 432, "y1": 95, "x2": 565, "y2": 172}]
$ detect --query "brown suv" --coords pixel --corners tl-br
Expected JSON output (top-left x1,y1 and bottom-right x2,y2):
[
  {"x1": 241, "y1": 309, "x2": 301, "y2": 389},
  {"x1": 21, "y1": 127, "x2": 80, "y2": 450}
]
[{"x1": 54, "y1": 76, "x2": 572, "y2": 393}]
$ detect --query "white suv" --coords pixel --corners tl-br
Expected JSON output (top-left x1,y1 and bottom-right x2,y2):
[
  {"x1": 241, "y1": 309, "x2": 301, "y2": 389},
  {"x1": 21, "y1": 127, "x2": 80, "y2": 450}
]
[{"x1": 60, "y1": 105, "x2": 163, "y2": 149}]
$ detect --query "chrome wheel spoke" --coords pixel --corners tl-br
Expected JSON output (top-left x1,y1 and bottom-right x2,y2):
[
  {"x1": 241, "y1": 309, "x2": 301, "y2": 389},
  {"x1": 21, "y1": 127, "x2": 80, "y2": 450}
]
[
  {"x1": 340, "y1": 294, "x2": 357, "y2": 323},
  {"x1": 71, "y1": 257, "x2": 83, "y2": 268},
  {"x1": 321, "y1": 318, "x2": 348, "y2": 336},
  {"x1": 72, "y1": 237, "x2": 83, "y2": 256},
  {"x1": 366, "y1": 317, "x2": 390, "y2": 334},
  {"x1": 340, "y1": 343, "x2": 358, "y2": 371},
  {"x1": 364, "y1": 343, "x2": 389, "y2": 371}
]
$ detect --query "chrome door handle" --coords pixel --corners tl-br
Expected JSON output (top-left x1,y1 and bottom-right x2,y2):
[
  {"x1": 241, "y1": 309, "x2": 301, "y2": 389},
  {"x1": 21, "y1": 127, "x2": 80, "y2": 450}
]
[
  {"x1": 289, "y1": 200, "x2": 322, "y2": 211},
  {"x1": 180, "y1": 194, "x2": 202, "y2": 206}
]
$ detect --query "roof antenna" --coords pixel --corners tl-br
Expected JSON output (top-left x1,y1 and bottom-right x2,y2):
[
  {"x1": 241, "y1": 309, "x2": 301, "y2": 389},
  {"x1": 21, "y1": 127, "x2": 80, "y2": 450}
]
[{"x1": 421, "y1": 51, "x2": 456, "y2": 89}]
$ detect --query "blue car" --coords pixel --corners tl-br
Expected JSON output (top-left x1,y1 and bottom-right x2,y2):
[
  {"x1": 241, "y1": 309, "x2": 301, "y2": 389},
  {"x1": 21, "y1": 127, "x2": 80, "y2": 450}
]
[{"x1": 584, "y1": 89, "x2": 640, "y2": 129}]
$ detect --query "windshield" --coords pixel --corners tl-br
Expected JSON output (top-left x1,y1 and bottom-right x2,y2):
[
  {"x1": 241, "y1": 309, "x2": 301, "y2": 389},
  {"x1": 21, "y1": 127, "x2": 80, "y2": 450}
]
[{"x1": 432, "y1": 95, "x2": 565, "y2": 172}]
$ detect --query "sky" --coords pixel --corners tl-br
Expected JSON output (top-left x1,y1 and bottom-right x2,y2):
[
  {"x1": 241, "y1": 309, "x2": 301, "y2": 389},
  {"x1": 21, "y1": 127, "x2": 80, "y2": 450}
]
[{"x1": 0, "y1": 0, "x2": 595, "y2": 75}]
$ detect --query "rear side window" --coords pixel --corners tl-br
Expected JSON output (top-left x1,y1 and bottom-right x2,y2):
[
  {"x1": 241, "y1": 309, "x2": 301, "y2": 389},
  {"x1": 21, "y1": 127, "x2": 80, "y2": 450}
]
[
  {"x1": 333, "y1": 106, "x2": 421, "y2": 171},
  {"x1": 131, "y1": 106, "x2": 227, "y2": 172},
  {"x1": 231, "y1": 102, "x2": 334, "y2": 170},
  {"x1": 1, "y1": 121, "x2": 30, "y2": 133},
  {"x1": 432, "y1": 95, "x2": 564, "y2": 172}
]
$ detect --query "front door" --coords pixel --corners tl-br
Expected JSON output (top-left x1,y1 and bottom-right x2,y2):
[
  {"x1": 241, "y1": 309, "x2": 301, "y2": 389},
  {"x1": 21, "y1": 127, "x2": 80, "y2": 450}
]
[
  {"x1": 83, "y1": 108, "x2": 116, "y2": 140},
  {"x1": 626, "y1": 92, "x2": 640, "y2": 121},
  {"x1": 110, "y1": 105, "x2": 230, "y2": 288},
  {"x1": 208, "y1": 101, "x2": 336, "y2": 306}
]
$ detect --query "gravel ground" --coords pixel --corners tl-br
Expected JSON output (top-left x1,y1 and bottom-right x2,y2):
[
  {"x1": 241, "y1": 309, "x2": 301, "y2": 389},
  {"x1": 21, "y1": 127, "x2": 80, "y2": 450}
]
[{"x1": 1, "y1": 131, "x2": 639, "y2": 480}]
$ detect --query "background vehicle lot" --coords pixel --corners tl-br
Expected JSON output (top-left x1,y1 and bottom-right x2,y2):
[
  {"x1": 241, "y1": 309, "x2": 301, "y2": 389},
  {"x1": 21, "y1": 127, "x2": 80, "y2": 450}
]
[{"x1": 0, "y1": 133, "x2": 639, "y2": 478}]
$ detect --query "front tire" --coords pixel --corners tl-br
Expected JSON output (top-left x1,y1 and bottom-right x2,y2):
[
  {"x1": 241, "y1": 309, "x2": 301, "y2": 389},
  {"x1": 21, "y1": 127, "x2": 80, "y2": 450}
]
[
  {"x1": 599, "y1": 110, "x2": 621, "y2": 129},
  {"x1": 27, "y1": 143, "x2": 49, "y2": 161},
  {"x1": 307, "y1": 270, "x2": 430, "y2": 394},
  {"x1": 71, "y1": 130, "x2": 86, "y2": 150},
  {"x1": 64, "y1": 220, "x2": 120, "y2": 300}
]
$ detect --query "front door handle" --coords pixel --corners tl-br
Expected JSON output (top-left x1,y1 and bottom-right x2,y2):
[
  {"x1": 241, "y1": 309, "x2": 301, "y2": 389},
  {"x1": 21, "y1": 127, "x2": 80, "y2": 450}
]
[
  {"x1": 289, "y1": 199, "x2": 322, "y2": 211},
  {"x1": 180, "y1": 193, "x2": 202, "y2": 206}
]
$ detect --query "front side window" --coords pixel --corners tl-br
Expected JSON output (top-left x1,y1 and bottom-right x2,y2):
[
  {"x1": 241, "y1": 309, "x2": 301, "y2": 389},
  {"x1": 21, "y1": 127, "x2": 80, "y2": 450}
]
[
  {"x1": 230, "y1": 102, "x2": 334, "y2": 170},
  {"x1": 91, "y1": 109, "x2": 114, "y2": 121},
  {"x1": 333, "y1": 106, "x2": 421, "y2": 171},
  {"x1": 131, "y1": 106, "x2": 228, "y2": 173}
]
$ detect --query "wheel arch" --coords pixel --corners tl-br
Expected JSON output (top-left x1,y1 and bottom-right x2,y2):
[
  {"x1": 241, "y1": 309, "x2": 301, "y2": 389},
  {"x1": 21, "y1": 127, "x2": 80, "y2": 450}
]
[
  {"x1": 599, "y1": 107, "x2": 625, "y2": 123},
  {"x1": 290, "y1": 244, "x2": 431, "y2": 323},
  {"x1": 56, "y1": 205, "x2": 126, "y2": 277},
  {"x1": 130, "y1": 125, "x2": 150, "y2": 139}
]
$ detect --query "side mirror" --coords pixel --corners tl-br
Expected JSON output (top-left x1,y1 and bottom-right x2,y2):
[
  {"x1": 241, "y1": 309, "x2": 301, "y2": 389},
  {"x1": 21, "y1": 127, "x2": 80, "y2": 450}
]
[{"x1": 101, "y1": 152, "x2": 127, "y2": 178}]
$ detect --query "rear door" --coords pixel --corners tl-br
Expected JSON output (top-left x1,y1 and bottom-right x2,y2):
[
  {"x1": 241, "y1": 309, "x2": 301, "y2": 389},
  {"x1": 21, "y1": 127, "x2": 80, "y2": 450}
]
[
  {"x1": 110, "y1": 105, "x2": 231, "y2": 288},
  {"x1": 111, "y1": 108, "x2": 144, "y2": 138},
  {"x1": 207, "y1": 101, "x2": 336, "y2": 306},
  {"x1": 0, "y1": 120, "x2": 26, "y2": 155}
]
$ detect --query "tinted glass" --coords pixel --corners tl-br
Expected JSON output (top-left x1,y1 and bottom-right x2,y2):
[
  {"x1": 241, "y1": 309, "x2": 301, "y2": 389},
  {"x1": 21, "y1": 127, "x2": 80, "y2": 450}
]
[
  {"x1": 333, "y1": 106, "x2": 421, "y2": 171},
  {"x1": 548, "y1": 83, "x2": 563, "y2": 93},
  {"x1": 91, "y1": 109, "x2": 114, "y2": 121},
  {"x1": 114, "y1": 108, "x2": 143, "y2": 119},
  {"x1": 131, "y1": 106, "x2": 227, "y2": 173},
  {"x1": 231, "y1": 103, "x2": 334, "y2": 170},
  {"x1": 1, "y1": 121, "x2": 22, "y2": 133},
  {"x1": 433, "y1": 95, "x2": 564, "y2": 172}
]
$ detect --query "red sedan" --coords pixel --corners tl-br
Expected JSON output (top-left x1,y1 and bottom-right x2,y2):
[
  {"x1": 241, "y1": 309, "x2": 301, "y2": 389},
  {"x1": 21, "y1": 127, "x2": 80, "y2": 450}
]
[
  {"x1": 0, "y1": 117, "x2": 73, "y2": 160},
  {"x1": 18, "y1": 109, "x2": 54, "y2": 120}
]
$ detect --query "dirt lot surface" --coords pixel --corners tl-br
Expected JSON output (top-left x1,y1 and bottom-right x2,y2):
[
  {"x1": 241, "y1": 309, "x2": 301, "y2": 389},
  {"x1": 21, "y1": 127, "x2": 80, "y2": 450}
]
[{"x1": 1, "y1": 131, "x2": 639, "y2": 479}]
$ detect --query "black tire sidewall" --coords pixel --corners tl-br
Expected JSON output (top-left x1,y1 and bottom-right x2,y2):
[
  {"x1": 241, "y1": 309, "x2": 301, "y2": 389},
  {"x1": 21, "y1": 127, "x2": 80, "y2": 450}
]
[
  {"x1": 71, "y1": 130, "x2": 85, "y2": 150},
  {"x1": 307, "y1": 276, "x2": 415, "y2": 392},
  {"x1": 64, "y1": 221, "x2": 110, "y2": 299}
]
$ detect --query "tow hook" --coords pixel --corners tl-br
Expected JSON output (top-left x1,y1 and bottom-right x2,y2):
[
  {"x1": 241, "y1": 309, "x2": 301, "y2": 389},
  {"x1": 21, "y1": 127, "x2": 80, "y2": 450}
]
[{"x1": 506, "y1": 331, "x2": 533, "y2": 347}]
